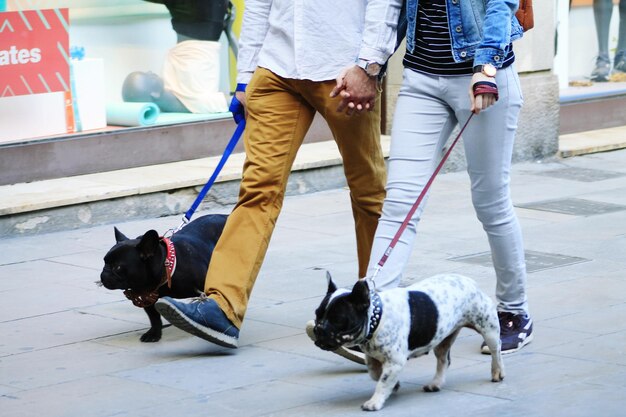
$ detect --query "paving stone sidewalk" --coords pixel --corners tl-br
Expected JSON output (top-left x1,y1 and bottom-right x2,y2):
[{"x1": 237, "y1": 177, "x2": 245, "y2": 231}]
[{"x1": 1, "y1": 149, "x2": 626, "y2": 417}]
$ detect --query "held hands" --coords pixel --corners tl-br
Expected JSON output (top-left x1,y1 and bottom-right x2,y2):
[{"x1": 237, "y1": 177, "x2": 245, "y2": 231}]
[
  {"x1": 229, "y1": 83, "x2": 247, "y2": 123},
  {"x1": 469, "y1": 72, "x2": 498, "y2": 114},
  {"x1": 330, "y1": 65, "x2": 378, "y2": 115}
]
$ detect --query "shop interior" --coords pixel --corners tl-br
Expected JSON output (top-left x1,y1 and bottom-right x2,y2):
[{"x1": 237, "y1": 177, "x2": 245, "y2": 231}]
[
  {"x1": 1, "y1": 1, "x2": 625, "y2": 185},
  {"x1": 0, "y1": 0, "x2": 236, "y2": 145},
  {"x1": 556, "y1": 0, "x2": 626, "y2": 134}
]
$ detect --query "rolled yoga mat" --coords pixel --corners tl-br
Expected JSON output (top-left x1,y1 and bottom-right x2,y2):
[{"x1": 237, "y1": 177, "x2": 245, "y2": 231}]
[{"x1": 106, "y1": 102, "x2": 160, "y2": 127}]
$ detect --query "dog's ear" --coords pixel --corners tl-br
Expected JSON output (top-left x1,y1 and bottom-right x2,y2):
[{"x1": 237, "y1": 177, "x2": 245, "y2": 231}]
[
  {"x1": 350, "y1": 279, "x2": 370, "y2": 312},
  {"x1": 114, "y1": 227, "x2": 129, "y2": 243},
  {"x1": 325, "y1": 271, "x2": 337, "y2": 294},
  {"x1": 137, "y1": 230, "x2": 160, "y2": 260}
]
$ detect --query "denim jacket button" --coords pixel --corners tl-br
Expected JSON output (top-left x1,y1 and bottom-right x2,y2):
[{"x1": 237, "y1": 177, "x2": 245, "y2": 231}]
[
  {"x1": 452, "y1": 0, "x2": 458, "y2": 3},
  {"x1": 494, "y1": 56, "x2": 501, "y2": 61},
  {"x1": 460, "y1": 51, "x2": 467, "y2": 58},
  {"x1": 455, "y1": 25, "x2": 462, "y2": 32}
]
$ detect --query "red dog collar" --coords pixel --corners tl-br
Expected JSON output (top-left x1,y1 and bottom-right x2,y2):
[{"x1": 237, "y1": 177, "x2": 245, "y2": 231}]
[{"x1": 161, "y1": 236, "x2": 176, "y2": 289}]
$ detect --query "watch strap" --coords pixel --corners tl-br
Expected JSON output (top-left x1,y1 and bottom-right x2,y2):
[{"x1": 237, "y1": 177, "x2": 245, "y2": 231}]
[{"x1": 473, "y1": 64, "x2": 497, "y2": 77}]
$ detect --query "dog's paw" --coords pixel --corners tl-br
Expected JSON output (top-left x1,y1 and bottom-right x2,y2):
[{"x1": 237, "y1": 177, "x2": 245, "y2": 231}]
[
  {"x1": 140, "y1": 328, "x2": 162, "y2": 343},
  {"x1": 491, "y1": 370, "x2": 505, "y2": 382},
  {"x1": 423, "y1": 383, "x2": 441, "y2": 393},
  {"x1": 361, "y1": 399, "x2": 384, "y2": 412}
]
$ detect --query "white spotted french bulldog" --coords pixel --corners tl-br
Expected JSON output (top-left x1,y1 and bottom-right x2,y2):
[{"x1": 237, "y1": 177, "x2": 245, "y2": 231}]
[{"x1": 312, "y1": 272, "x2": 505, "y2": 411}]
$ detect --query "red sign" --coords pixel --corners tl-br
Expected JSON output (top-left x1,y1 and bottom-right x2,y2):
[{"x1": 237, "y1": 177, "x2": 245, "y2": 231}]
[{"x1": 0, "y1": 8, "x2": 70, "y2": 97}]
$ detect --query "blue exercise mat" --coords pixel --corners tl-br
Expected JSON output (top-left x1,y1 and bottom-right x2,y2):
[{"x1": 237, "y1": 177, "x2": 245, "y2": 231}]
[{"x1": 106, "y1": 102, "x2": 160, "y2": 127}]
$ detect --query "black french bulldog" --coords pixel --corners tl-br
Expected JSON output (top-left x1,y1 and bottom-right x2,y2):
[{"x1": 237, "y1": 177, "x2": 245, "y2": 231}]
[{"x1": 99, "y1": 214, "x2": 227, "y2": 342}]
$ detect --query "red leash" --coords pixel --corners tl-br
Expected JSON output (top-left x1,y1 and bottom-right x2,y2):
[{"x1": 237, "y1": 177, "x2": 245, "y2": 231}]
[{"x1": 371, "y1": 112, "x2": 475, "y2": 281}]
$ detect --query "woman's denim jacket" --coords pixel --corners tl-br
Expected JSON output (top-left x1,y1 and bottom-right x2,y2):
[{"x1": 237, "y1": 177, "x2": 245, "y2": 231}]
[{"x1": 400, "y1": 0, "x2": 524, "y2": 68}]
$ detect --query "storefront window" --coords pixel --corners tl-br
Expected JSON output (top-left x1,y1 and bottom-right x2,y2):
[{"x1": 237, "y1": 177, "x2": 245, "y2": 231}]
[
  {"x1": 558, "y1": 0, "x2": 626, "y2": 87},
  {"x1": 554, "y1": 0, "x2": 626, "y2": 135},
  {"x1": 0, "y1": 0, "x2": 236, "y2": 145}
]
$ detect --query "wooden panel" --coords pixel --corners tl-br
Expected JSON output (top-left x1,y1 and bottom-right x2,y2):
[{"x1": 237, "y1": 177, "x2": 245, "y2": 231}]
[
  {"x1": 571, "y1": 0, "x2": 619, "y2": 7},
  {"x1": 560, "y1": 95, "x2": 626, "y2": 134},
  {"x1": 0, "y1": 114, "x2": 333, "y2": 185}
]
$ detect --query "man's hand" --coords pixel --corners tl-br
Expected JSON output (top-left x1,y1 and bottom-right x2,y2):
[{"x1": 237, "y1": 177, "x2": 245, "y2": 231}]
[
  {"x1": 469, "y1": 72, "x2": 497, "y2": 114},
  {"x1": 330, "y1": 65, "x2": 378, "y2": 115},
  {"x1": 229, "y1": 83, "x2": 247, "y2": 123}
]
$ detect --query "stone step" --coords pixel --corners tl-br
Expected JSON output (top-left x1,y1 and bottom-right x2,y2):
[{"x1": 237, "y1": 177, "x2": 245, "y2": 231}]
[
  {"x1": 559, "y1": 125, "x2": 626, "y2": 158},
  {"x1": 3, "y1": 122, "x2": 626, "y2": 238},
  {"x1": 0, "y1": 137, "x2": 389, "y2": 237}
]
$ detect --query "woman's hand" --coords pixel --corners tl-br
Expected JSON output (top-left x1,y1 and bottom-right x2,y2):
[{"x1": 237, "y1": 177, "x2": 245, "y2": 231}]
[{"x1": 469, "y1": 72, "x2": 498, "y2": 114}]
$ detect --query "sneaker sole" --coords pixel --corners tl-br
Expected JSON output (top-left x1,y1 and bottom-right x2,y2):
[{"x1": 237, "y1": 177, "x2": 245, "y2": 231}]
[
  {"x1": 305, "y1": 321, "x2": 366, "y2": 365},
  {"x1": 155, "y1": 299, "x2": 238, "y2": 349},
  {"x1": 481, "y1": 333, "x2": 534, "y2": 355}
]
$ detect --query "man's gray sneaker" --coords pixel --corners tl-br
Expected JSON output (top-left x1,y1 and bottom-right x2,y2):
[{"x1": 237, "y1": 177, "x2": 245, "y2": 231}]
[{"x1": 155, "y1": 295, "x2": 239, "y2": 348}]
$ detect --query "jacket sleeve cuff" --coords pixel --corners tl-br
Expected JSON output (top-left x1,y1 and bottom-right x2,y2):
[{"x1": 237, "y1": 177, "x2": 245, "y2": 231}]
[{"x1": 473, "y1": 47, "x2": 507, "y2": 69}]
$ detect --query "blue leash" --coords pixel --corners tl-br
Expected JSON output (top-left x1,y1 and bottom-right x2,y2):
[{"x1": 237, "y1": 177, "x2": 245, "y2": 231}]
[{"x1": 167, "y1": 120, "x2": 245, "y2": 235}]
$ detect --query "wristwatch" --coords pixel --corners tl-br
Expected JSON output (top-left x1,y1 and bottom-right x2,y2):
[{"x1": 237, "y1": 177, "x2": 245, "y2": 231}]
[
  {"x1": 473, "y1": 63, "x2": 497, "y2": 77},
  {"x1": 357, "y1": 59, "x2": 382, "y2": 77}
]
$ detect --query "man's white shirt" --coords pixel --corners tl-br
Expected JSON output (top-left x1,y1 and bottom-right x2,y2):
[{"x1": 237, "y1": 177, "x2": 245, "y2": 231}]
[{"x1": 236, "y1": 0, "x2": 402, "y2": 84}]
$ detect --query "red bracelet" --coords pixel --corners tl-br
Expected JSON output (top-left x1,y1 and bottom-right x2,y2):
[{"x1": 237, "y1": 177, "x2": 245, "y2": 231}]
[{"x1": 473, "y1": 82, "x2": 499, "y2": 101}]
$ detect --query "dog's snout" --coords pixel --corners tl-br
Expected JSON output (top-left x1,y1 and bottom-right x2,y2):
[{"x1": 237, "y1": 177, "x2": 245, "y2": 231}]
[
  {"x1": 312, "y1": 322, "x2": 322, "y2": 336},
  {"x1": 312, "y1": 322, "x2": 338, "y2": 351},
  {"x1": 314, "y1": 339, "x2": 334, "y2": 351},
  {"x1": 312, "y1": 321, "x2": 329, "y2": 340},
  {"x1": 100, "y1": 270, "x2": 124, "y2": 290}
]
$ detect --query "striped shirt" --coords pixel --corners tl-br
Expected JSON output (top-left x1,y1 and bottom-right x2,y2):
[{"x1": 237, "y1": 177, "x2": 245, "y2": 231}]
[{"x1": 403, "y1": 0, "x2": 515, "y2": 76}]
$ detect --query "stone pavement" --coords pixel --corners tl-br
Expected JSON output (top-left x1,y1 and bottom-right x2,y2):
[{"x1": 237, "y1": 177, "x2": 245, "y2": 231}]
[{"x1": 2, "y1": 148, "x2": 626, "y2": 417}]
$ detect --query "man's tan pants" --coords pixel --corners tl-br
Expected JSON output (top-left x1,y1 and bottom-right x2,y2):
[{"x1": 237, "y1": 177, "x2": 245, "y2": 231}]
[{"x1": 204, "y1": 68, "x2": 387, "y2": 328}]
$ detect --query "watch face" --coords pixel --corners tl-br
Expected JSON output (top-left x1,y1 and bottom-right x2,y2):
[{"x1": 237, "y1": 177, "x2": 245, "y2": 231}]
[
  {"x1": 483, "y1": 64, "x2": 497, "y2": 77},
  {"x1": 367, "y1": 63, "x2": 381, "y2": 76}
]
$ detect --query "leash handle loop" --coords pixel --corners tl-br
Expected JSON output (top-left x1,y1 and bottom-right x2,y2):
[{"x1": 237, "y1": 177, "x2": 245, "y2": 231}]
[{"x1": 376, "y1": 113, "x2": 475, "y2": 269}]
